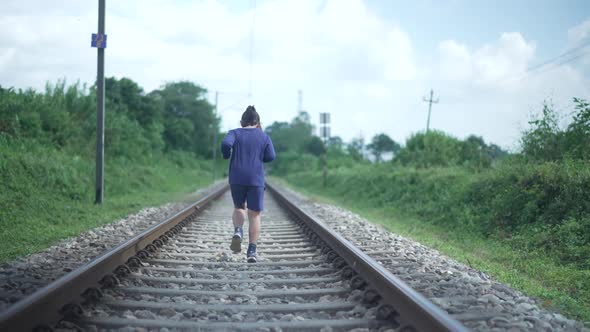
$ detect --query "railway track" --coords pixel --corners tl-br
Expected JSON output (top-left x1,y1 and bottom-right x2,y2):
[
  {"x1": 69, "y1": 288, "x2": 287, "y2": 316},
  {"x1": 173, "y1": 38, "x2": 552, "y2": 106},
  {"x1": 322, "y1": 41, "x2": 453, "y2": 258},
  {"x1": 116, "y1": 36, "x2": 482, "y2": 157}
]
[{"x1": 0, "y1": 183, "x2": 468, "y2": 331}]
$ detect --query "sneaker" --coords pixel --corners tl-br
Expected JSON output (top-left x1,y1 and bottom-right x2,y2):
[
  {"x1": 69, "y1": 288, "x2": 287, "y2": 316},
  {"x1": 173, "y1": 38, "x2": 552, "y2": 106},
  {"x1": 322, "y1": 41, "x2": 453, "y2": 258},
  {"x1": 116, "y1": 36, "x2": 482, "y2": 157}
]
[
  {"x1": 246, "y1": 243, "x2": 257, "y2": 263},
  {"x1": 230, "y1": 227, "x2": 243, "y2": 253},
  {"x1": 247, "y1": 254, "x2": 257, "y2": 263}
]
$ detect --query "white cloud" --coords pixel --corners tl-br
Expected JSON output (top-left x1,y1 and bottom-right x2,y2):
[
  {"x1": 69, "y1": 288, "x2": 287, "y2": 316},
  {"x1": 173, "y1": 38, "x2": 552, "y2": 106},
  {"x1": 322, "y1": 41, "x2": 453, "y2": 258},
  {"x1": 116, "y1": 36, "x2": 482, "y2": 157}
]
[
  {"x1": 568, "y1": 18, "x2": 590, "y2": 46},
  {"x1": 438, "y1": 33, "x2": 535, "y2": 86}
]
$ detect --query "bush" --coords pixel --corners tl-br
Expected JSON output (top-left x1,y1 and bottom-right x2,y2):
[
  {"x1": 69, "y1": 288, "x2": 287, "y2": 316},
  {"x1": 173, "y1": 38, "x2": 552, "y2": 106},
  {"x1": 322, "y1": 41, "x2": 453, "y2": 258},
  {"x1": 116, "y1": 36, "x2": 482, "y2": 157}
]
[
  {"x1": 521, "y1": 98, "x2": 590, "y2": 161},
  {"x1": 463, "y1": 158, "x2": 590, "y2": 267},
  {"x1": 285, "y1": 158, "x2": 590, "y2": 269},
  {"x1": 395, "y1": 130, "x2": 463, "y2": 167},
  {"x1": 270, "y1": 151, "x2": 319, "y2": 175}
]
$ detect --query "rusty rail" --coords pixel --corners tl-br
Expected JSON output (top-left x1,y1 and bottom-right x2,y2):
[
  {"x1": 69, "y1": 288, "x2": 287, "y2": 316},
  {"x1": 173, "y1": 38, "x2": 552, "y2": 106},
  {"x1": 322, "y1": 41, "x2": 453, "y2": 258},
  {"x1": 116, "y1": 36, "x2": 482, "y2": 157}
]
[
  {"x1": 0, "y1": 183, "x2": 229, "y2": 332},
  {"x1": 266, "y1": 182, "x2": 469, "y2": 332}
]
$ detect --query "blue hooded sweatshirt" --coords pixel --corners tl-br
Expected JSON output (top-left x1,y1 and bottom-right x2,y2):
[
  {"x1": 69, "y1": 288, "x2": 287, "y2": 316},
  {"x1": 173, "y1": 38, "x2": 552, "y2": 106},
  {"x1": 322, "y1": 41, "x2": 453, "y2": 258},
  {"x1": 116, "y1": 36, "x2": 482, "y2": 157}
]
[{"x1": 221, "y1": 128, "x2": 276, "y2": 186}]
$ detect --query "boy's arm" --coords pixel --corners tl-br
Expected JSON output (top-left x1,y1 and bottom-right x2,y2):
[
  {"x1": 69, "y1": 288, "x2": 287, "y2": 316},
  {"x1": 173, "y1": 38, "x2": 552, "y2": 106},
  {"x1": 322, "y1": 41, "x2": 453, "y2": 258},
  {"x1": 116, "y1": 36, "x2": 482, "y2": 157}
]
[
  {"x1": 263, "y1": 136, "x2": 276, "y2": 162},
  {"x1": 221, "y1": 131, "x2": 235, "y2": 159}
]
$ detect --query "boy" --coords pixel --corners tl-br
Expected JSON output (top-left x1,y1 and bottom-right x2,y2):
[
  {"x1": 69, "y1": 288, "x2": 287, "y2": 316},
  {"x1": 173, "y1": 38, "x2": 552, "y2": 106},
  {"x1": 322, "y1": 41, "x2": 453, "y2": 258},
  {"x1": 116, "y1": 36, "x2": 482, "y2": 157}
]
[{"x1": 221, "y1": 105, "x2": 276, "y2": 262}]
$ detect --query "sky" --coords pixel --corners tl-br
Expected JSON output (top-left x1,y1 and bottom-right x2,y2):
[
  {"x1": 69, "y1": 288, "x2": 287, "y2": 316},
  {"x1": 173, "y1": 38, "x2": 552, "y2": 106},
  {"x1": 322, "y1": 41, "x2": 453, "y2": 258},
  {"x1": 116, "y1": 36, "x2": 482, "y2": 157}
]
[{"x1": 1, "y1": 0, "x2": 589, "y2": 150}]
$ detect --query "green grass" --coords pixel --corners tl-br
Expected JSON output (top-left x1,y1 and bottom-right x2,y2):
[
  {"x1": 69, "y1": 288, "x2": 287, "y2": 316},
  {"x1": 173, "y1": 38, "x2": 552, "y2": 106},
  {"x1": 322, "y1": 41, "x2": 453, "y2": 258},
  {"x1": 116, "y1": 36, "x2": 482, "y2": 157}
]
[
  {"x1": 0, "y1": 138, "x2": 214, "y2": 263},
  {"x1": 273, "y1": 178, "x2": 590, "y2": 324}
]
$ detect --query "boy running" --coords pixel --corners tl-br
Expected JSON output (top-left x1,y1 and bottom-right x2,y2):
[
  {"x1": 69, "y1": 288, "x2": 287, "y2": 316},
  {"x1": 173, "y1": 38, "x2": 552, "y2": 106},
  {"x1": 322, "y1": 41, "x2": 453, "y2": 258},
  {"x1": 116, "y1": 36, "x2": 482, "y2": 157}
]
[{"x1": 221, "y1": 105, "x2": 276, "y2": 263}]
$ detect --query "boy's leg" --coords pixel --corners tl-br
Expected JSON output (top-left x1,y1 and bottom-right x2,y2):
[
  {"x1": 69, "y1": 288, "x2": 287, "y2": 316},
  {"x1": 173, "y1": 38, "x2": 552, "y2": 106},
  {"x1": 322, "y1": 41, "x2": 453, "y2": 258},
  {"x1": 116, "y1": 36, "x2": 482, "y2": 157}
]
[
  {"x1": 247, "y1": 210, "x2": 261, "y2": 244},
  {"x1": 245, "y1": 186, "x2": 265, "y2": 262},
  {"x1": 230, "y1": 185, "x2": 247, "y2": 252},
  {"x1": 233, "y1": 208, "x2": 246, "y2": 228},
  {"x1": 230, "y1": 208, "x2": 246, "y2": 252},
  {"x1": 246, "y1": 210, "x2": 260, "y2": 262}
]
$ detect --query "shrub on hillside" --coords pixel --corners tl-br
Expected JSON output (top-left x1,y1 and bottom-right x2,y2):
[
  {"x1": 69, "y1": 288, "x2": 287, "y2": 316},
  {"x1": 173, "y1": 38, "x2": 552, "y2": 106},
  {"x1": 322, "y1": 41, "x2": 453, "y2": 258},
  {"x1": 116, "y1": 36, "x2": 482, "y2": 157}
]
[
  {"x1": 395, "y1": 131, "x2": 506, "y2": 168},
  {"x1": 286, "y1": 158, "x2": 590, "y2": 269},
  {"x1": 395, "y1": 131, "x2": 463, "y2": 167},
  {"x1": 464, "y1": 158, "x2": 590, "y2": 267},
  {"x1": 269, "y1": 151, "x2": 319, "y2": 175},
  {"x1": 521, "y1": 98, "x2": 590, "y2": 161}
]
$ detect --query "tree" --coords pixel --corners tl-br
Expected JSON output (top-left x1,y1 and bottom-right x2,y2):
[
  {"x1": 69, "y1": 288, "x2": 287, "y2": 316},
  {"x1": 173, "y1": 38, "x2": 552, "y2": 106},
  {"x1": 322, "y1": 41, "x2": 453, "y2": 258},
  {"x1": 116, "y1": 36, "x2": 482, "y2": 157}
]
[
  {"x1": 461, "y1": 135, "x2": 491, "y2": 168},
  {"x1": 327, "y1": 136, "x2": 344, "y2": 150},
  {"x1": 521, "y1": 98, "x2": 590, "y2": 161},
  {"x1": 263, "y1": 112, "x2": 319, "y2": 175},
  {"x1": 264, "y1": 111, "x2": 314, "y2": 154},
  {"x1": 156, "y1": 81, "x2": 218, "y2": 157},
  {"x1": 264, "y1": 121, "x2": 291, "y2": 153},
  {"x1": 564, "y1": 98, "x2": 590, "y2": 160},
  {"x1": 395, "y1": 131, "x2": 462, "y2": 167},
  {"x1": 366, "y1": 133, "x2": 400, "y2": 162},
  {"x1": 305, "y1": 136, "x2": 326, "y2": 156},
  {"x1": 520, "y1": 102, "x2": 563, "y2": 161},
  {"x1": 347, "y1": 136, "x2": 365, "y2": 161}
]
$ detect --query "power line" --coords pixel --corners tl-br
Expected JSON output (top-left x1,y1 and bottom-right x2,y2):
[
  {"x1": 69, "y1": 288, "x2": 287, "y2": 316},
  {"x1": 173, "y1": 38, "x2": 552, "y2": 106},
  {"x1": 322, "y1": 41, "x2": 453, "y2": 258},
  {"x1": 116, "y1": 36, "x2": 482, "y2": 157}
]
[
  {"x1": 525, "y1": 48, "x2": 590, "y2": 78},
  {"x1": 422, "y1": 89, "x2": 439, "y2": 132},
  {"x1": 500, "y1": 40, "x2": 590, "y2": 83},
  {"x1": 526, "y1": 39, "x2": 590, "y2": 73},
  {"x1": 219, "y1": 94, "x2": 251, "y2": 112},
  {"x1": 248, "y1": 0, "x2": 256, "y2": 99}
]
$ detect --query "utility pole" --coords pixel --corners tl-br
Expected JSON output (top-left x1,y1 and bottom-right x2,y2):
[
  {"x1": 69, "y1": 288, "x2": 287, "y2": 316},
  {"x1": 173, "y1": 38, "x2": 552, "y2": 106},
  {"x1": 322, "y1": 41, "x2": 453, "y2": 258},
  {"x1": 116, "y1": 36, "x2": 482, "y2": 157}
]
[
  {"x1": 93, "y1": 0, "x2": 106, "y2": 204},
  {"x1": 422, "y1": 89, "x2": 439, "y2": 132},
  {"x1": 320, "y1": 113, "x2": 330, "y2": 188},
  {"x1": 212, "y1": 91, "x2": 218, "y2": 181},
  {"x1": 298, "y1": 89, "x2": 303, "y2": 113}
]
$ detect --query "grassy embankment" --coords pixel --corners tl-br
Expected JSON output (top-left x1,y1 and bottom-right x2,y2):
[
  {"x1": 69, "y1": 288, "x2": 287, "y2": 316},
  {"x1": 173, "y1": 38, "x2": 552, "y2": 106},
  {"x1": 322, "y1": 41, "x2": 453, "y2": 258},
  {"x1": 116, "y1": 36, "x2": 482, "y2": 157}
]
[
  {"x1": 277, "y1": 161, "x2": 590, "y2": 323},
  {"x1": 0, "y1": 137, "x2": 214, "y2": 263}
]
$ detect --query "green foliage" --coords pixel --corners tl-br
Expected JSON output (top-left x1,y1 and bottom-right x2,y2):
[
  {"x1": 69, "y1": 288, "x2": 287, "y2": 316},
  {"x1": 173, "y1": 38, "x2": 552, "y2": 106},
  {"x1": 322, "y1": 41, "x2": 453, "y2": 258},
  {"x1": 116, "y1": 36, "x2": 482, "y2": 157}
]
[
  {"x1": 327, "y1": 136, "x2": 344, "y2": 150},
  {"x1": 264, "y1": 121, "x2": 292, "y2": 153},
  {"x1": 264, "y1": 111, "x2": 323, "y2": 174},
  {"x1": 0, "y1": 78, "x2": 219, "y2": 261},
  {"x1": 346, "y1": 137, "x2": 365, "y2": 161},
  {"x1": 0, "y1": 78, "x2": 218, "y2": 160},
  {"x1": 395, "y1": 131, "x2": 507, "y2": 168},
  {"x1": 366, "y1": 133, "x2": 400, "y2": 162},
  {"x1": 106, "y1": 77, "x2": 163, "y2": 126},
  {"x1": 464, "y1": 158, "x2": 590, "y2": 267},
  {"x1": 0, "y1": 136, "x2": 211, "y2": 262},
  {"x1": 395, "y1": 130, "x2": 463, "y2": 167},
  {"x1": 564, "y1": 98, "x2": 590, "y2": 160},
  {"x1": 264, "y1": 111, "x2": 314, "y2": 154},
  {"x1": 270, "y1": 151, "x2": 319, "y2": 175},
  {"x1": 0, "y1": 81, "x2": 94, "y2": 148},
  {"x1": 305, "y1": 136, "x2": 326, "y2": 156},
  {"x1": 521, "y1": 98, "x2": 590, "y2": 161},
  {"x1": 104, "y1": 110, "x2": 155, "y2": 159},
  {"x1": 285, "y1": 158, "x2": 590, "y2": 270},
  {"x1": 157, "y1": 81, "x2": 219, "y2": 157},
  {"x1": 521, "y1": 102, "x2": 564, "y2": 161}
]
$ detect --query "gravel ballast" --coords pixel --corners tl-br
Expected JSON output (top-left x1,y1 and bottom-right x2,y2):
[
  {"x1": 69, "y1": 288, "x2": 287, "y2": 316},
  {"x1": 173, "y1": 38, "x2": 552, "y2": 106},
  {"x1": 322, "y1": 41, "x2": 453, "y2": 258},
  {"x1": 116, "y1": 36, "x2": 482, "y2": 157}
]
[
  {"x1": 1, "y1": 182, "x2": 588, "y2": 331},
  {"x1": 278, "y1": 185, "x2": 588, "y2": 332},
  {"x1": 0, "y1": 184, "x2": 220, "y2": 312}
]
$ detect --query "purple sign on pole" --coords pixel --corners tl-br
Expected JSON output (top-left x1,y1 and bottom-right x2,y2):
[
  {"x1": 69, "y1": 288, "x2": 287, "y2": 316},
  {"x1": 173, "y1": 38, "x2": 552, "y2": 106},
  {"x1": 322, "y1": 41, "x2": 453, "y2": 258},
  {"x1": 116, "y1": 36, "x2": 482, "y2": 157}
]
[{"x1": 91, "y1": 33, "x2": 107, "y2": 48}]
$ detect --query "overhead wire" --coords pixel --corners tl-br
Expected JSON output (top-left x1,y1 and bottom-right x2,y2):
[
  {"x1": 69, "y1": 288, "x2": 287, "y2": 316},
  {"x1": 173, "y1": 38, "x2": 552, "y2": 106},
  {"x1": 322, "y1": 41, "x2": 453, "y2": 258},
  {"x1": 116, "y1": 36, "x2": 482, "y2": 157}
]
[
  {"x1": 502, "y1": 39, "x2": 590, "y2": 83},
  {"x1": 525, "y1": 38, "x2": 590, "y2": 73},
  {"x1": 248, "y1": 0, "x2": 256, "y2": 100},
  {"x1": 219, "y1": 94, "x2": 252, "y2": 112}
]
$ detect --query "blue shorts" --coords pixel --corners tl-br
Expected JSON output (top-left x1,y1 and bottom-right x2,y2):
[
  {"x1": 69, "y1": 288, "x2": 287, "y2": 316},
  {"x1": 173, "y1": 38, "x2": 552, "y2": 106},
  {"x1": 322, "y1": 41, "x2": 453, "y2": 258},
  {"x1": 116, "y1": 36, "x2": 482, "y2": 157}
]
[{"x1": 230, "y1": 185, "x2": 265, "y2": 211}]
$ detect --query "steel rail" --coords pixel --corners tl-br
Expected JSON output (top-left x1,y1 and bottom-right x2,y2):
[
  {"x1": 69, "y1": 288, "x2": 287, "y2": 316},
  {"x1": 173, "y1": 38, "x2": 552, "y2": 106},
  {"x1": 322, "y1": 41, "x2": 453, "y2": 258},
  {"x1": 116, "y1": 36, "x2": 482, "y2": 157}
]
[
  {"x1": 0, "y1": 182, "x2": 229, "y2": 332},
  {"x1": 266, "y1": 181, "x2": 469, "y2": 332}
]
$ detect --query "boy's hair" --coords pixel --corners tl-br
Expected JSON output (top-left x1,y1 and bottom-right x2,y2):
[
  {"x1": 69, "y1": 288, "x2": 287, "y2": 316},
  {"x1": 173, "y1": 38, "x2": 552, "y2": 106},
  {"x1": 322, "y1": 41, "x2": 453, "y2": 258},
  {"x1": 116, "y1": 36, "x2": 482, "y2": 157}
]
[{"x1": 241, "y1": 105, "x2": 260, "y2": 127}]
